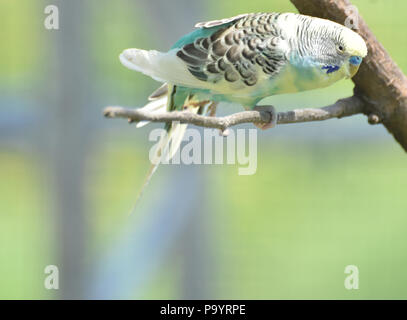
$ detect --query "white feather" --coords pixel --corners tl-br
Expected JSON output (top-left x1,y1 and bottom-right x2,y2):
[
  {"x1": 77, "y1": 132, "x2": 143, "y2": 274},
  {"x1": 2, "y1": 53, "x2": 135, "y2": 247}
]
[
  {"x1": 120, "y1": 48, "x2": 209, "y2": 90},
  {"x1": 135, "y1": 96, "x2": 167, "y2": 128},
  {"x1": 152, "y1": 108, "x2": 199, "y2": 163}
]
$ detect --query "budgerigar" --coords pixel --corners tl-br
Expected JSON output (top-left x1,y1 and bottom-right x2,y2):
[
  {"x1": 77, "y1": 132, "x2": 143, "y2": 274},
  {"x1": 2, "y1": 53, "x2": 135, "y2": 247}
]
[{"x1": 119, "y1": 12, "x2": 367, "y2": 203}]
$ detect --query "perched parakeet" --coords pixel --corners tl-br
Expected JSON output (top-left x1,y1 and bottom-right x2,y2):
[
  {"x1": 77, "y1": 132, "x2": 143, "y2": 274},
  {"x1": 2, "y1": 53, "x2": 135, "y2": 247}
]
[{"x1": 119, "y1": 12, "x2": 367, "y2": 202}]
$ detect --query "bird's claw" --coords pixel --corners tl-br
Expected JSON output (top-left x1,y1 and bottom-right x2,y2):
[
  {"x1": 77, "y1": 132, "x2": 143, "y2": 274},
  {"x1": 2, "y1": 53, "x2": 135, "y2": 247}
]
[{"x1": 253, "y1": 105, "x2": 277, "y2": 130}]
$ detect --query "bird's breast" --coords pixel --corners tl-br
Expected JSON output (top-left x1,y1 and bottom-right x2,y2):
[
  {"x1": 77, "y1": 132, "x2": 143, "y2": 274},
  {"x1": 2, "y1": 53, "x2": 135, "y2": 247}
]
[{"x1": 267, "y1": 61, "x2": 348, "y2": 95}]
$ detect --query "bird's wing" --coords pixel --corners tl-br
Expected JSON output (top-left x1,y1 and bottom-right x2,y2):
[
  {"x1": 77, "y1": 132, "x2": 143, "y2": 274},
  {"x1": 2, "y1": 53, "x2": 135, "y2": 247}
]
[
  {"x1": 121, "y1": 13, "x2": 290, "y2": 92},
  {"x1": 176, "y1": 12, "x2": 289, "y2": 89},
  {"x1": 195, "y1": 13, "x2": 250, "y2": 28}
]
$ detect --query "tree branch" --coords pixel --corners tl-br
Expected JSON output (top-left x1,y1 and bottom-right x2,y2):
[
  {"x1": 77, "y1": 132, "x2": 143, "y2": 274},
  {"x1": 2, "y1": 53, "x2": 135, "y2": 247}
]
[{"x1": 104, "y1": 96, "x2": 364, "y2": 131}]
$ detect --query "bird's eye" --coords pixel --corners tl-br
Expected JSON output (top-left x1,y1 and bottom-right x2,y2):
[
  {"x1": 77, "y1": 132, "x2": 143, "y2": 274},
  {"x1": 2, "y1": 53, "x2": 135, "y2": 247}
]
[{"x1": 337, "y1": 45, "x2": 344, "y2": 52}]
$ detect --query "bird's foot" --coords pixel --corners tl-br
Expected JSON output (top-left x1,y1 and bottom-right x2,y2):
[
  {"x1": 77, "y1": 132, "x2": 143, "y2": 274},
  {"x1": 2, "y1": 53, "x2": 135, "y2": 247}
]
[{"x1": 253, "y1": 105, "x2": 277, "y2": 130}]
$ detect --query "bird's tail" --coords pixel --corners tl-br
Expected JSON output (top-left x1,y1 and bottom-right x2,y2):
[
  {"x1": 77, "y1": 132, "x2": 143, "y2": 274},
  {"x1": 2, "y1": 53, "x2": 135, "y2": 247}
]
[{"x1": 130, "y1": 84, "x2": 201, "y2": 212}]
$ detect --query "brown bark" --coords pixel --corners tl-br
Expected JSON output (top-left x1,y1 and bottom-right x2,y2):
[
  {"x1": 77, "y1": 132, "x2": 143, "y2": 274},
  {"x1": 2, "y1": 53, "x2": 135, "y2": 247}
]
[{"x1": 291, "y1": 0, "x2": 407, "y2": 151}]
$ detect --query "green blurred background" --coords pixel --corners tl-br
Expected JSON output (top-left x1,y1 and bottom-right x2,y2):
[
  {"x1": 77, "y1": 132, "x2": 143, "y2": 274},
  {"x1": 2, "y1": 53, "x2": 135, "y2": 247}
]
[{"x1": 1, "y1": 0, "x2": 406, "y2": 299}]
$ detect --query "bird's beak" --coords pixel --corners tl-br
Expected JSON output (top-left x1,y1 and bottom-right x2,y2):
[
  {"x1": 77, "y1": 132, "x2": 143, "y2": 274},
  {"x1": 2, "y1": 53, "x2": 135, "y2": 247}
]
[
  {"x1": 344, "y1": 62, "x2": 360, "y2": 79},
  {"x1": 347, "y1": 56, "x2": 363, "y2": 78},
  {"x1": 348, "y1": 64, "x2": 360, "y2": 78}
]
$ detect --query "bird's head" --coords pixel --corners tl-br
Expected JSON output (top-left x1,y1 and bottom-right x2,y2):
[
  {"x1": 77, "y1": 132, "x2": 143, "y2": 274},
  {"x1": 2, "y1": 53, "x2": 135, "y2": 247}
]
[
  {"x1": 338, "y1": 27, "x2": 368, "y2": 78},
  {"x1": 293, "y1": 16, "x2": 368, "y2": 79}
]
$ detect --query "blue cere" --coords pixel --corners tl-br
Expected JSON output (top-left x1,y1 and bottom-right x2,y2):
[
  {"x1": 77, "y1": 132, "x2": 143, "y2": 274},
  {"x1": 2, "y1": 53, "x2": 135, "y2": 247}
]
[
  {"x1": 322, "y1": 65, "x2": 340, "y2": 74},
  {"x1": 349, "y1": 56, "x2": 363, "y2": 66}
]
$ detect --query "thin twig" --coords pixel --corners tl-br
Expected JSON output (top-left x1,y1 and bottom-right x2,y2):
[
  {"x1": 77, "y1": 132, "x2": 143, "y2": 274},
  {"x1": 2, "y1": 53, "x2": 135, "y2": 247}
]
[{"x1": 103, "y1": 96, "x2": 364, "y2": 131}]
